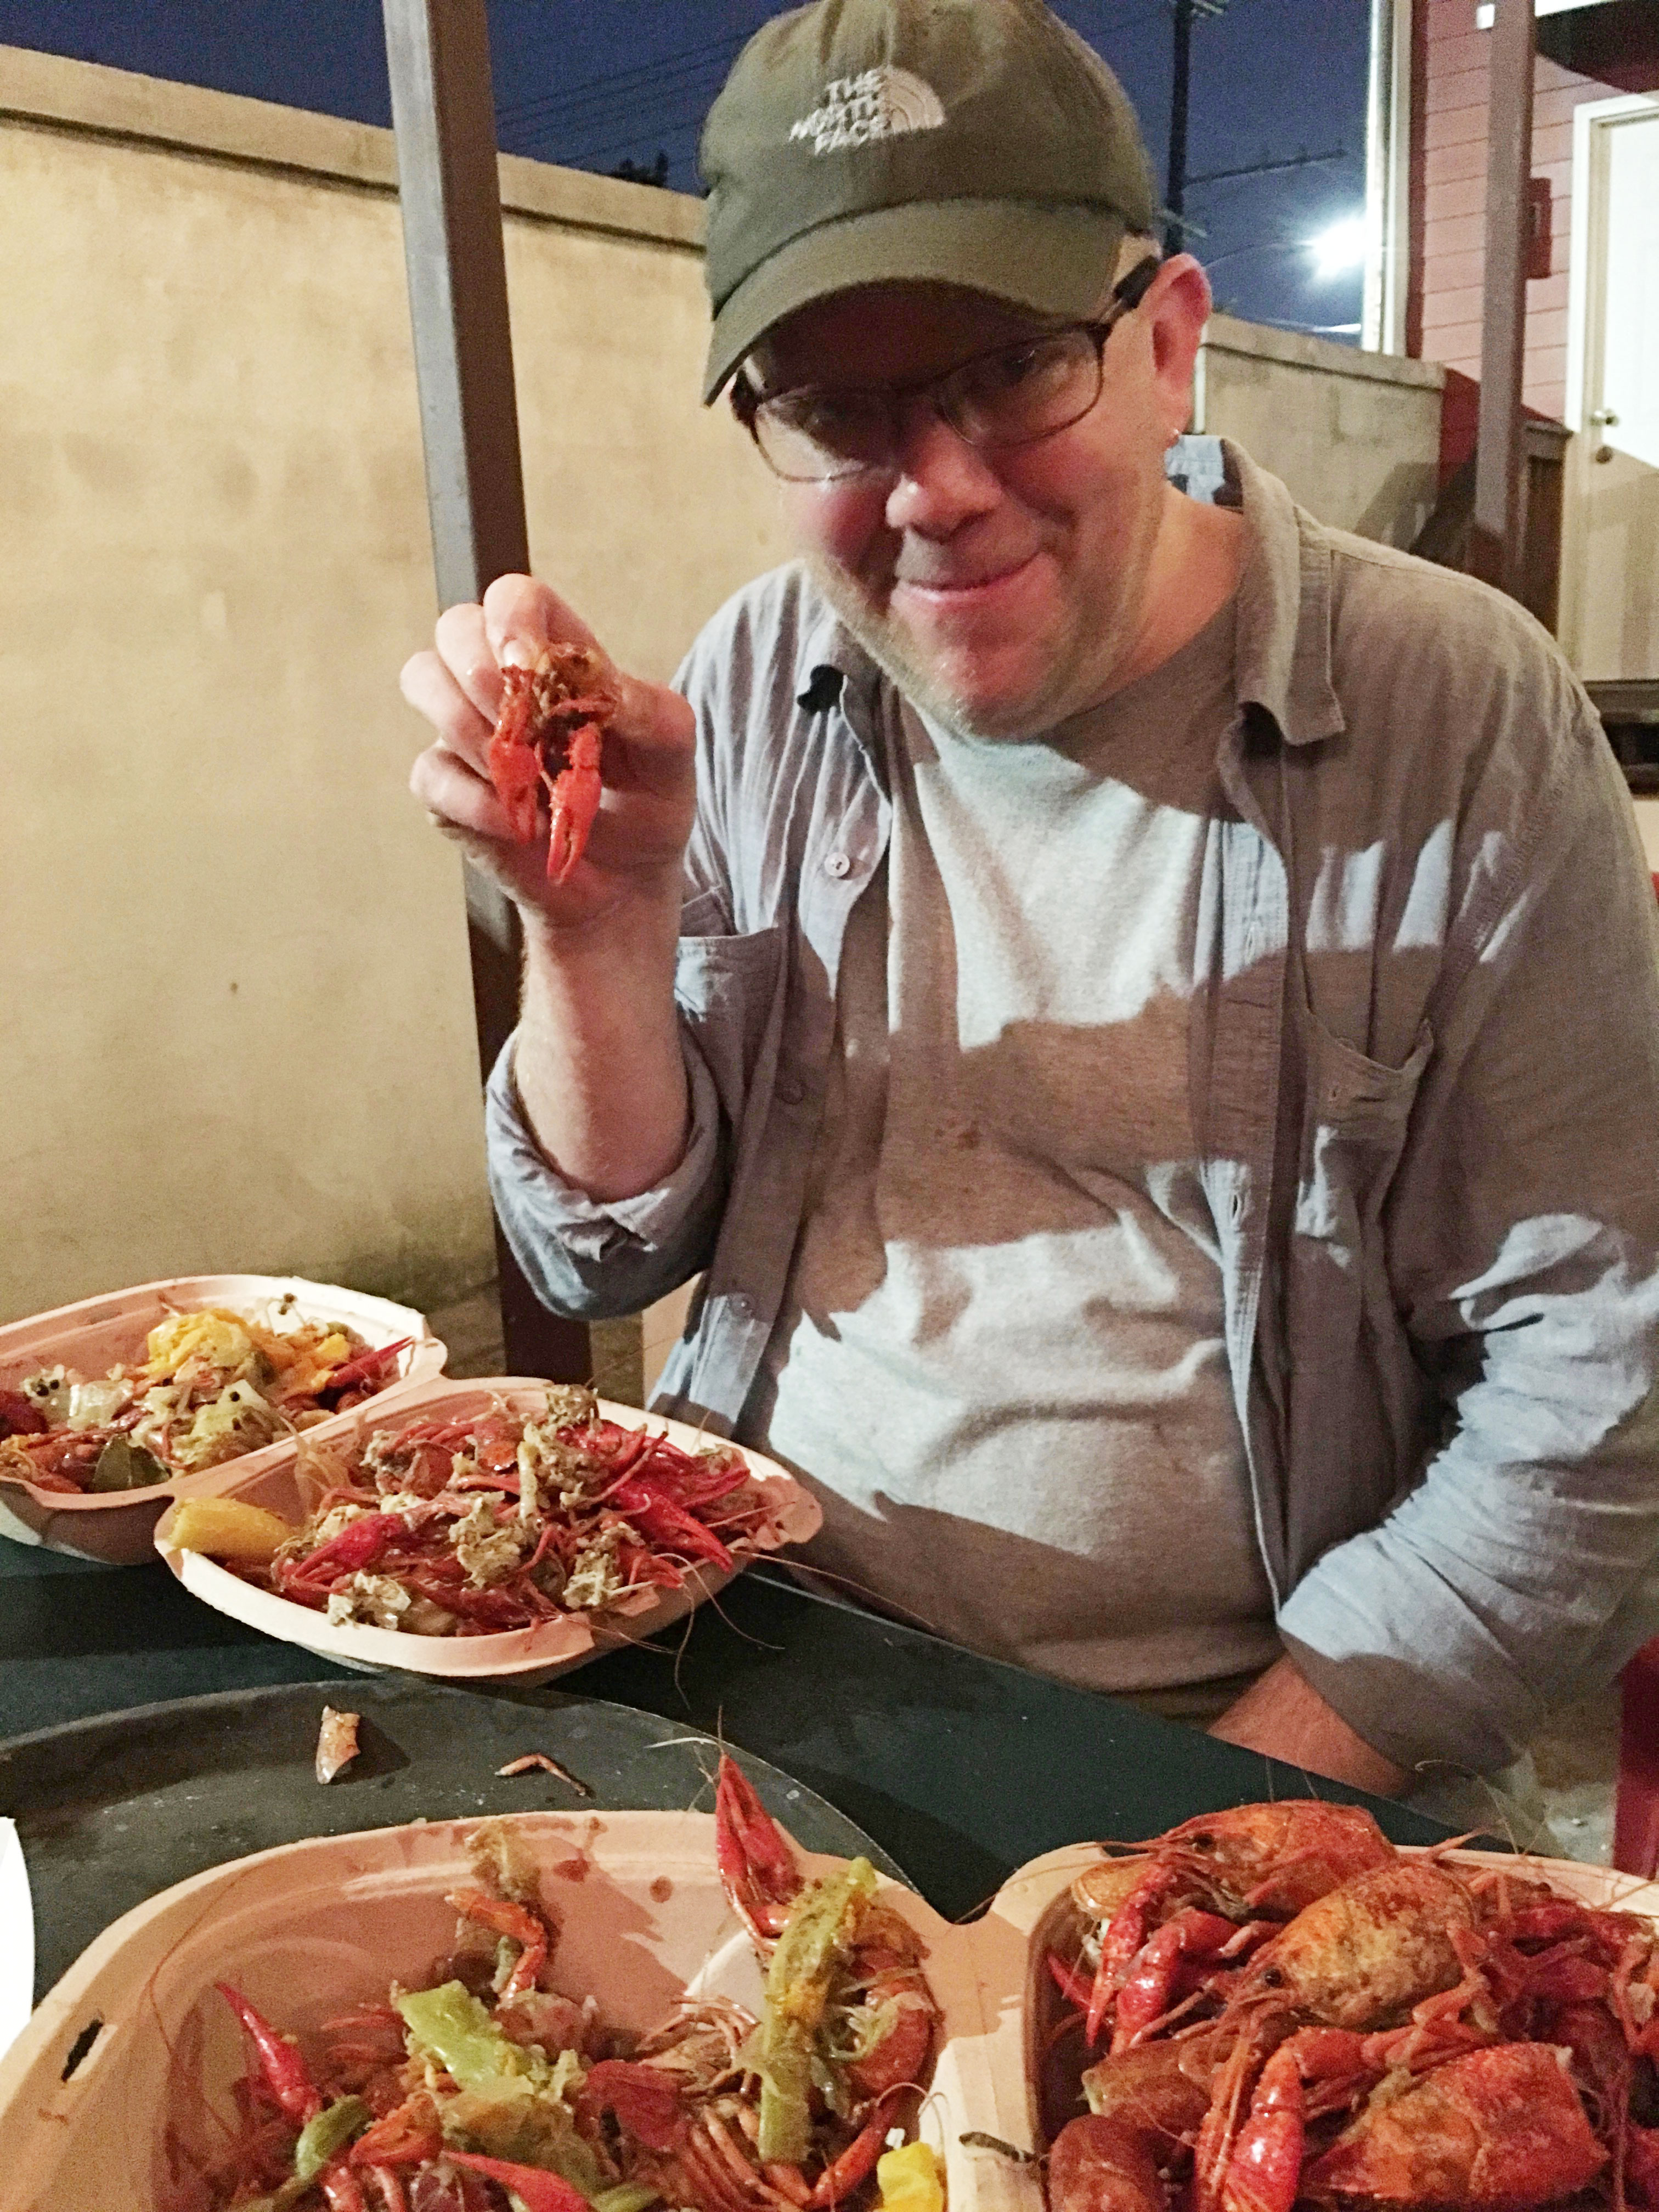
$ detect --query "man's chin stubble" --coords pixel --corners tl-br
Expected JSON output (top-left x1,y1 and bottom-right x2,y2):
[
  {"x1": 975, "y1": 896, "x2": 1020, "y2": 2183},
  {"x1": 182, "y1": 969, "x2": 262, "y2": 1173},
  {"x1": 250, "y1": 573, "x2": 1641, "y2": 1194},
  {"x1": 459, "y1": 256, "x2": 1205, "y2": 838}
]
[{"x1": 805, "y1": 556, "x2": 1096, "y2": 742}]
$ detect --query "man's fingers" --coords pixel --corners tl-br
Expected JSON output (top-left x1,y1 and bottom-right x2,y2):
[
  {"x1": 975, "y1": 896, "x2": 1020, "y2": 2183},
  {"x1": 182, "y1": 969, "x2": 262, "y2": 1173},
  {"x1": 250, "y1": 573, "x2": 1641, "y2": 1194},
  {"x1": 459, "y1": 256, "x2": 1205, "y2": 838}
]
[
  {"x1": 610, "y1": 672, "x2": 698, "y2": 762},
  {"x1": 432, "y1": 602, "x2": 502, "y2": 723},
  {"x1": 409, "y1": 737, "x2": 515, "y2": 845},
  {"x1": 400, "y1": 648, "x2": 494, "y2": 773},
  {"x1": 410, "y1": 577, "x2": 695, "y2": 821},
  {"x1": 481, "y1": 574, "x2": 600, "y2": 669}
]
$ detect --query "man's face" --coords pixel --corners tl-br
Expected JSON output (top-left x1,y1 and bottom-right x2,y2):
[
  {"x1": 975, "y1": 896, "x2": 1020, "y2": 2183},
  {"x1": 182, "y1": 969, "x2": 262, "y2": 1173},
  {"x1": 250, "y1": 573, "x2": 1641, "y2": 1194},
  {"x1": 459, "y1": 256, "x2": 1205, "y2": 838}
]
[{"x1": 755, "y1": 279, "x2": 1177, "y2": 739}]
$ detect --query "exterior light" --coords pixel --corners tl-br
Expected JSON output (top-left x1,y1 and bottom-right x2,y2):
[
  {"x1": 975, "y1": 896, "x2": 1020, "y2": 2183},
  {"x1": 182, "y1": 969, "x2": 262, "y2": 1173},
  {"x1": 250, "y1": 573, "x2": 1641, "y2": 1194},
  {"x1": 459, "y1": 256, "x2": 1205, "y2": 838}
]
[{"x1": 1309, "y1": 214, "x2": 1369, "y2": 279}]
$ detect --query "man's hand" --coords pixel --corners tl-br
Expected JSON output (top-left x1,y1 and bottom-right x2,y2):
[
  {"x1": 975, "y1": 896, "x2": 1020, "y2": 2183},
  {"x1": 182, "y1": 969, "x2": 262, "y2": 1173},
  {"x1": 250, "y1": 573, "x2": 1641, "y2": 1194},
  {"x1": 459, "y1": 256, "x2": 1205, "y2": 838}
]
[
  {"x1": 1209, "y1": 1657, "x2": 1408, "y2": 1798},
  {"x1": 402, "y1": 573, "x2": 697, "y2": 933},
  {"x1": 400, "y1": 575, "x2": 696, "y2": 1203}
]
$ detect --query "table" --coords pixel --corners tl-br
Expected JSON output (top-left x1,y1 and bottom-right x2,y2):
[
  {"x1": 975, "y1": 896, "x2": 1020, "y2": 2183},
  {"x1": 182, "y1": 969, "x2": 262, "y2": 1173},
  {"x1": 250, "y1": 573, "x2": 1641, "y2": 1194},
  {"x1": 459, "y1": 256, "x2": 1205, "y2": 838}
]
[{"x1": 0, "y1": 1536, "x2": 1448, "y2": 1923}]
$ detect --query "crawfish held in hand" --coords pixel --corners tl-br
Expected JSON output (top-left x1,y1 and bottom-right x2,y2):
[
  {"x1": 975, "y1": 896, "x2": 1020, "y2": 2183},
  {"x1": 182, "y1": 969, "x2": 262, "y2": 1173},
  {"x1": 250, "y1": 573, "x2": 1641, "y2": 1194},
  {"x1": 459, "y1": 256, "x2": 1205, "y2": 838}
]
[{"x1": 487, "y1": 642, "x2": 618, "y2": 884}]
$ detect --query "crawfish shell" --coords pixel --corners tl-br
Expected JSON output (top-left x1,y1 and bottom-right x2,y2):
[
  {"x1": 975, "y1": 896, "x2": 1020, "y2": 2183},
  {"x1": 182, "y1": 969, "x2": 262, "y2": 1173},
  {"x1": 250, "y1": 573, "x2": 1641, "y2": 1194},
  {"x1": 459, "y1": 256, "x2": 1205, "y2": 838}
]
[{"x1": 1227, "y1": 1860, "x2": 1478, "y2": 2032}]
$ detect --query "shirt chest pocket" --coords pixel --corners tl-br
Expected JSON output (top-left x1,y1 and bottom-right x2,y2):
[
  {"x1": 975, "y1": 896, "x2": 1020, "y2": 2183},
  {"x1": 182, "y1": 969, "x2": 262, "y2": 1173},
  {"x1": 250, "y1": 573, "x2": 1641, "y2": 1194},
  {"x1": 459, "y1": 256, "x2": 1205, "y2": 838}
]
[
  {"x1": 675, "y1": 890, "x2": 787, "y2": 1124},
  {"x1": 1294, "y1": 1012, "x2": 1434, "y2": 1246}
]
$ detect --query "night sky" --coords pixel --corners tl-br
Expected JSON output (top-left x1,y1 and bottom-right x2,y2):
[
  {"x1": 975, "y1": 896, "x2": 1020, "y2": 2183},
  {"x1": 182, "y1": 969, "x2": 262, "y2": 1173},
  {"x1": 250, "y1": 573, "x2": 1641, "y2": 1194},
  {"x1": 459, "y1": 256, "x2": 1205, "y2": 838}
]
[{"x1": 0, "y1": 0, "x2": 1372, "y2": 337}]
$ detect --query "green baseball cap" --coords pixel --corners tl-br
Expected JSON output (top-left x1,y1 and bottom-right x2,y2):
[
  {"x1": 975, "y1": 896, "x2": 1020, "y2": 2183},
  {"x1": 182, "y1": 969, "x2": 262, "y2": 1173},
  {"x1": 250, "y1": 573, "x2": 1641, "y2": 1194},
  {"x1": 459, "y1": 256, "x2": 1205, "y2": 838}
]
[{"x1": 698, "y1": 0, "x2": 1160, "y2": 402}]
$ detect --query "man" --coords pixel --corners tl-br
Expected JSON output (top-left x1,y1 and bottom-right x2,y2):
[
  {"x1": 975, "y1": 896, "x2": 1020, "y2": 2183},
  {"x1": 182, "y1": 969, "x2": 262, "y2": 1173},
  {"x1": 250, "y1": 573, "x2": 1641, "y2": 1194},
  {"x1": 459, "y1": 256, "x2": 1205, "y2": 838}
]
[{"x1": 403, "y1": 0, "x2": 1659, "y2": 1802}]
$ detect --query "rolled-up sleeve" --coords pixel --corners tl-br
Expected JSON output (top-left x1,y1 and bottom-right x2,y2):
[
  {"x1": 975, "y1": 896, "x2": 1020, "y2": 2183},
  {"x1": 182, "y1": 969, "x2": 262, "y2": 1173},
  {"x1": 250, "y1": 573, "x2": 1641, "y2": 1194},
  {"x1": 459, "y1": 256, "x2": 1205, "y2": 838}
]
[
  {"x1": 485, "y1": 1026, "x2": 727, "y2": 1322},
  {"x1": 1280, "y1": 705, "x2": 1659, "y2": 1774}
]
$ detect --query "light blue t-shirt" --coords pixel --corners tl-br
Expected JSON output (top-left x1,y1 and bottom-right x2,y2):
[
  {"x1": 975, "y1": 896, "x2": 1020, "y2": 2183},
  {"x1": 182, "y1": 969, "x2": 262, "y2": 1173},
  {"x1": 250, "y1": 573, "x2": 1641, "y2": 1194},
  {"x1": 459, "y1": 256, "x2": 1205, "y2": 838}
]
[{"x1": 752, "y1": 597, "x2": 1280, "y2": 1691}]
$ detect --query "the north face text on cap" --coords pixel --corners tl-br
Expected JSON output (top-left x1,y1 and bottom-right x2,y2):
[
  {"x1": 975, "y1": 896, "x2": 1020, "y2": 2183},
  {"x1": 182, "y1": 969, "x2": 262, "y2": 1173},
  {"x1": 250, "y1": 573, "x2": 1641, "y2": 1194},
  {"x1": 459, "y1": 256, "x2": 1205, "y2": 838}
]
[{"x1": 788, "y1": 67, "x2": 947, "y2": 155}]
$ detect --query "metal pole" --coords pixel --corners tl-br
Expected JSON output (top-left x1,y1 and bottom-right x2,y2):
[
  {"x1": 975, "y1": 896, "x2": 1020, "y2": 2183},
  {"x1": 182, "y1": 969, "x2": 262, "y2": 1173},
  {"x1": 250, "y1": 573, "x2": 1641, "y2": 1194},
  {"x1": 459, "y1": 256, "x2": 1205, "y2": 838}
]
[
  {"x1": 383, "y1": 0, "x2": 591, "y2": 1385},
  {"x1": 1470, "y1": 0, "x2": 1536, "y2": 594},
  {"x1": 1361, "y1": 0, "x2": 1394, "y2": 351},
  {"x1": 1165, "y1": 0, "x2": 1194, "y2": 257}
]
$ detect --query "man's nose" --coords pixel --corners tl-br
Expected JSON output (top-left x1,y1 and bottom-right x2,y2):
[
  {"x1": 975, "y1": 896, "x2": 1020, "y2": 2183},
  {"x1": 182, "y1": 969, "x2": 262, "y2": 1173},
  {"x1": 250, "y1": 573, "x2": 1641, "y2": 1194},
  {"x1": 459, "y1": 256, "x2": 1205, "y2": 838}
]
[{"x1": 882, "y1": 404, "x2": 1003, "y2": 536}]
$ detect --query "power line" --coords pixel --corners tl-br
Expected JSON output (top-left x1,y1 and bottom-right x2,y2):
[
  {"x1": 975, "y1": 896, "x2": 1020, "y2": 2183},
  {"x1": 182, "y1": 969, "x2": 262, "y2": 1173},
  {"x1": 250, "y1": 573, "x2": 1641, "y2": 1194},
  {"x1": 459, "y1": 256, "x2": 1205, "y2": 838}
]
[
  {"x1": 495, "y1": 24, "x2": 743, "y2": 104},
  {"x1": 1164, "y1": 0, "x2": 1229, "y2": 253},
  {"x1": 509, "y1": 64, "x2": 734, "y2": 160},
  {"x1": 552, "y1": 112, "x2": 714, "y2": 173},
  {"x1": 494, "y1": 30, "x2": 748, "y2": 130},
  {"x1": 1091, "y1": 3, "x2": 1180, "y2": 42},
  {"x1": 1202, "y1": 237, "x2": 1330, "y2": 271},
  {"x1": 504, "y1": 1, "x2": 1170, "y2": 180},
  {"x1": 516, "y1": 88, "x2": 729, "y2": 167},
  {"x1": 1186, "y1": 145, "x2": 1348, "y2": 188},
  {"x1": 498, "y1": 54, "x2": 741, "y2": 140}
]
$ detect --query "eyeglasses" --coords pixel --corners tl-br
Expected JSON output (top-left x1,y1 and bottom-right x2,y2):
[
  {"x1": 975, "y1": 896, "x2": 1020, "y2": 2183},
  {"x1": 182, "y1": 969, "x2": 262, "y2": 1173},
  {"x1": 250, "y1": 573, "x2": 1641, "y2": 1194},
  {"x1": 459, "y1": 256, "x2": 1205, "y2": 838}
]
[{"x1": 732, "y1": 254, "x2": 1162, "y2": 484}]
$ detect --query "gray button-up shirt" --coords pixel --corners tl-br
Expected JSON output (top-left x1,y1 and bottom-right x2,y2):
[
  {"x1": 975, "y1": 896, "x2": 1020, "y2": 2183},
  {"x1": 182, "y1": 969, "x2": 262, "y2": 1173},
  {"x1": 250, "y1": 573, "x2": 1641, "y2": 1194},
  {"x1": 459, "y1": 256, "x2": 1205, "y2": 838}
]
[{"x1": 489, "y1": 442, "x2": 1659, "y2": 1775}]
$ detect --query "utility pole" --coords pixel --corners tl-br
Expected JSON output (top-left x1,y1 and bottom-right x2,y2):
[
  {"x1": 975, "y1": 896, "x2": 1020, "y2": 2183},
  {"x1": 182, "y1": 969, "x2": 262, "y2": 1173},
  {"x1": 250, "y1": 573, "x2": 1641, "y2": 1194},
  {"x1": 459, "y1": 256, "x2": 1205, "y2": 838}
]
[
  {"x1": 1469, "y1": 0, "x2": 1536, "y2": 596},
  {"x1": 381, "y1": 0, "x2": 592, "y2": 1386},
  {"x1": 1165, "y1": 0, "x2": 1228, "y2": 256}
]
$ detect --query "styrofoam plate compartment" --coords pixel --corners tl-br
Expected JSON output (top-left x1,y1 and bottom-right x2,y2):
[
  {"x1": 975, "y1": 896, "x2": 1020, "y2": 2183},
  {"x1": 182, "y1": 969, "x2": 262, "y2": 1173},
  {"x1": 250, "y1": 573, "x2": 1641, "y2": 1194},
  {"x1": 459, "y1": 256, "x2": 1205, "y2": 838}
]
[
  {"x1": 979, "y1": 1840, "x2": 1659, "y2": 2212},
  {"x1": 0, "y1": 1808, "x2": 995, "y2": 2212},
  {"x1": 154, "y1": 1378, "x2": 823, "y2": 1683},
  {"x1": 0, "y1": 1276, "x2": 445, "y2": 1565}
]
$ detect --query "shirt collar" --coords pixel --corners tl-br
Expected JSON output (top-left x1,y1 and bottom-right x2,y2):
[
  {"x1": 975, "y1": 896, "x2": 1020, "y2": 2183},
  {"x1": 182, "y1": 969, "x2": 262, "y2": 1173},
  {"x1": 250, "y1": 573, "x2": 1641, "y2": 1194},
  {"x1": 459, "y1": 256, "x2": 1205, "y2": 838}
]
[
  {"x1": 792, "y1": 578, "x2": 869, "y2": 714},
  {"x1": 1226, "y1": 439, "x2": 1346, "y2": 748}
]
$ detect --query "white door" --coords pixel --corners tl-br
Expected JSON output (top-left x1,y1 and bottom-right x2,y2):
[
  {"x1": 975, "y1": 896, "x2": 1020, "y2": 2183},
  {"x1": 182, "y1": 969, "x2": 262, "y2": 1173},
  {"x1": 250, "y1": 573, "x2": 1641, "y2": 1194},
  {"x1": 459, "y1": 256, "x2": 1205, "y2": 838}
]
[{"x1": 1564, "y1": 97, "x2": 1659, "y2": 681}]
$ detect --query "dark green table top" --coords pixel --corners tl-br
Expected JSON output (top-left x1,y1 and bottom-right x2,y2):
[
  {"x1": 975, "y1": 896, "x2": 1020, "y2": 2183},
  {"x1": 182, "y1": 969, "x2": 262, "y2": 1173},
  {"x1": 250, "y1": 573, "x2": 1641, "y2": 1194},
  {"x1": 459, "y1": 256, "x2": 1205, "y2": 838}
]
[{"x1": 0, "y1": 1535, "x2": 1449, "y2": 1920}]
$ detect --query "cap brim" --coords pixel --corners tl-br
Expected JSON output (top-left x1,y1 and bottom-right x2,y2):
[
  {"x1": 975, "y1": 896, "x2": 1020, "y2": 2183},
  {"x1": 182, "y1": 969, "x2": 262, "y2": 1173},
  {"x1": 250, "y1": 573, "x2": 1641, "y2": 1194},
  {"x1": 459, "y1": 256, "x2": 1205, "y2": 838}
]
[{"x1": 702, "y1": 199, "x2": 1129, "y2": 403}]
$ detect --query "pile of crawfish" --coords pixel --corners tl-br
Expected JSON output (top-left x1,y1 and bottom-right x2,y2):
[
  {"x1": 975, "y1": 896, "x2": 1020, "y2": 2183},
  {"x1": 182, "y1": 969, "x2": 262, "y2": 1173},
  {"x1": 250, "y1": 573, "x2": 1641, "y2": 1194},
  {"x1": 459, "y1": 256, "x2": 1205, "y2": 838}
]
[
  {"x1": 172, "y1": 1756, "x2": 938, "y2": 2212},
  {"x1": 226, "y1": 1388, "x2": 776, "y2": 1637},
  {"x1": 1043, "y1": 1801, "x2": 1659, "y2": 2212}
]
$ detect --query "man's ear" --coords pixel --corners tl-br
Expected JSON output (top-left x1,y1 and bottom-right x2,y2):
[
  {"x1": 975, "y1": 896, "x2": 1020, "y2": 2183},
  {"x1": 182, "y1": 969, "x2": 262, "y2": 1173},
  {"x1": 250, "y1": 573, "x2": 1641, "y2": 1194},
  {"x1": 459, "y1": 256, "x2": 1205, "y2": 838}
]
[{"x1": 1142, "y1": 253, "x2": 1212, "y2": 439}]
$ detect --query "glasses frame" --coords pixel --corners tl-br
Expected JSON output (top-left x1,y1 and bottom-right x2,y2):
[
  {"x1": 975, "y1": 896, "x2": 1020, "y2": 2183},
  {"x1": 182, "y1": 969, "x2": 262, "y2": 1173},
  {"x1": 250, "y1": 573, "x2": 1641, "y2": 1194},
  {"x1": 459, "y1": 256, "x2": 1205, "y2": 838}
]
[{"x1": 731, "y1": 253, "x2": 1163, "y2": 484}]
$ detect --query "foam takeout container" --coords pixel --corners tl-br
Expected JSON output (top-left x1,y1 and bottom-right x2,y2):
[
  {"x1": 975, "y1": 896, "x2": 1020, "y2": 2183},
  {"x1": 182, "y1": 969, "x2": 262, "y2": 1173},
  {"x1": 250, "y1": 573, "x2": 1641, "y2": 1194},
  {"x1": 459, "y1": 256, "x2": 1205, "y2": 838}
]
[
  {"x1": 0, "y1": 1276, "x2": 444, "y2": 1565},
  {"x1": 0, "y1": 1807, "x2": 1003, "y2": 2212},
  {"x1": 154, "y1": 1376, "x2": 823, "y2": 1684},
  {"x1": 4, "y1": 1807, "x2": 1651, "y2": 2212}
]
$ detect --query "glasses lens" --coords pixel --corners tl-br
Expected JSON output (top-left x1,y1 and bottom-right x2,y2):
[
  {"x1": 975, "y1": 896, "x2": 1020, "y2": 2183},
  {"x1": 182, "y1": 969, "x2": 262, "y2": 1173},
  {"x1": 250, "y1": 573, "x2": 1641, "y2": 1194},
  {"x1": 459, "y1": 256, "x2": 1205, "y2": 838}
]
[
  {"x1": 948, "y1": 331, "x2": 1102, "y2": 449},
  {"x1": 754, "y1": 390, "x2": 893, "y2": 482}
]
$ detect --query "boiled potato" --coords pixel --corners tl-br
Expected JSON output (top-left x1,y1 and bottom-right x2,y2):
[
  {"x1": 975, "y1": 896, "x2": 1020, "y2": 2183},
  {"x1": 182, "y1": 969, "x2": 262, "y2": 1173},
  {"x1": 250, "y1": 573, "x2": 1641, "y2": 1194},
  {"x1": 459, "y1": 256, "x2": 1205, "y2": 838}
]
[{"x1": 166, "y1": 1496, "x2": 294, "y2": 1560}]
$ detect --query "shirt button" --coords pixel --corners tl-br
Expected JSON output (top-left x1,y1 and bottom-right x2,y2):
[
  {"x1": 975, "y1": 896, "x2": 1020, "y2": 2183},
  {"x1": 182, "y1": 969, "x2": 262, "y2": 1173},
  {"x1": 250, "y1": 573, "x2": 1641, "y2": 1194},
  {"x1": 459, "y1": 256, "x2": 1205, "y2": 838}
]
[
  {"x1": 823, "y1": 851, "x2": 852, "y2": 879},
  {"x1": 730, "y1": 1292, "x2": 754, "y2": 1324},
  {"x1": 777, "y1": 1076, "x2": 805, "y2": 1106}
]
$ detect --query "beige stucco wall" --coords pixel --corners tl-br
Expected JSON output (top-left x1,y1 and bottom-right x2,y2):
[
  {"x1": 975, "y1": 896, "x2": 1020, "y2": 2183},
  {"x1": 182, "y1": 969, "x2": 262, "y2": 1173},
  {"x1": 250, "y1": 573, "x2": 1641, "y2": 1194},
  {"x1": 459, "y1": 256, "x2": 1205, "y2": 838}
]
[
  {"x1": 0, "y1": 47, "x2": 788, "y2": 1327},
  {"x1": 0, "y1": 44, "x2": 1454, "y2": 1334},
  {"x1": 1196, "y1": 313, "x2": 1447, "y2": 549}
]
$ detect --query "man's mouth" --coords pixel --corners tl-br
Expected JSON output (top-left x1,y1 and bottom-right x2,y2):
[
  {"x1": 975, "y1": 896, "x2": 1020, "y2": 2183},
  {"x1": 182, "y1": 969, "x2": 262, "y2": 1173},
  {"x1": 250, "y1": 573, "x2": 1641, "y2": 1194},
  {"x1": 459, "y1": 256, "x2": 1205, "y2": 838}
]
[{"x1": 893, "y1": 551, "x2": 1040, "y2": 604}]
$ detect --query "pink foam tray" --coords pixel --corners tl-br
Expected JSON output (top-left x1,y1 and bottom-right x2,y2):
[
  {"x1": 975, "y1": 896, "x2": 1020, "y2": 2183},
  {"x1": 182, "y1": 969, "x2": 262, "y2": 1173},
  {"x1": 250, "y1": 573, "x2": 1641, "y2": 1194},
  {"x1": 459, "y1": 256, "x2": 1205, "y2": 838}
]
[
  {"x1": 0, "y1": 1276, "x2": 445, "y2": 1565},
  {"x1": 4, "y1": 1811, "x2": 1652, "y2": 2212},
  {"x1": 153, "y1": 1377, "x2": 824, "y2": 1684}
]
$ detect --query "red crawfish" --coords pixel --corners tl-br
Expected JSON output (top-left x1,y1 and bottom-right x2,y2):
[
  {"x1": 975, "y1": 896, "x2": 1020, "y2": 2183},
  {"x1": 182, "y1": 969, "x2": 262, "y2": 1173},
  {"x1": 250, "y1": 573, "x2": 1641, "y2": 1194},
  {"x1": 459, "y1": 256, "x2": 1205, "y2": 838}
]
[
  {"x1": 216, "y1": 1980, "x2": 324, "y2": 2125},
  {"x1": 443, "y1": 1887, "x2": 550, "y2": 1999},
  {"x1": 1060, "y1": 1799, "x2": 1398, "y2": 2052},
  {"x1": 1300, "y1": 2040, "x2": 1607, "y2": 2211},
  {"x1": 585, "y1": 1758, "x2": 939, "y2": 2212},
  {"x1": 486, "y1": 643, "x2": 617, "y2": 885}
]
